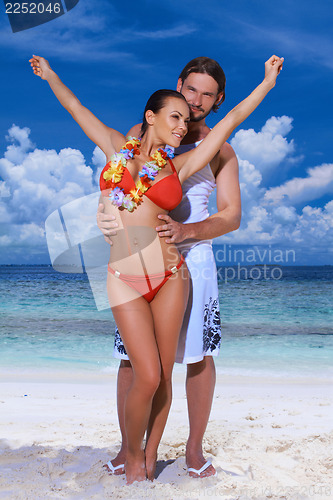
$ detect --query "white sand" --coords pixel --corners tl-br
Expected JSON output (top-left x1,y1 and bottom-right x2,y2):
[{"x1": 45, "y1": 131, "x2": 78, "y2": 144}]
[{"x1": 0, "y1": 369, "x2": 332, "y2": 500}]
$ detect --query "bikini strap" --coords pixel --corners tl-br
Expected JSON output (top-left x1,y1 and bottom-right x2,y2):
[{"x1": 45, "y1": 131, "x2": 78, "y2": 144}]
[{"x1": 168, "y1": 157, "x2": 177, "y2": 174}]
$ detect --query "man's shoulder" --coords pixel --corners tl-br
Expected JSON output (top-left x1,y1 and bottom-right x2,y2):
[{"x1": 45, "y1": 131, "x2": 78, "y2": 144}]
[
  {"x1": 210, "y1": 141, "x2": 237, "y2": 177},
  {"x1": 218, "y1": 141, "x2": 236, "y2": 158}
]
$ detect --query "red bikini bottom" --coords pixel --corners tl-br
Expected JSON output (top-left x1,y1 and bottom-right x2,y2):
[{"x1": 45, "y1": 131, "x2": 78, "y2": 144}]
[{"x1": 107, "y1": 255, "x2": 185, "y2": 303}]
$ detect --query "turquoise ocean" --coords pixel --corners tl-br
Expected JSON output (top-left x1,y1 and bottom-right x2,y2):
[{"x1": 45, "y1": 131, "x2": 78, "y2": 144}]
[{"x1": 1, "y1": 265, "x2": 332, "y2": 379}]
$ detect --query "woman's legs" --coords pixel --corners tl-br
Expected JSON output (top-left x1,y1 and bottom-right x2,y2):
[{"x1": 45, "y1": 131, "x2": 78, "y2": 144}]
[
  {"x1": 144, "y1": 267, "x2": 189, "y2": 479},
  {"x1": 108, "y1": 264, "x2": 189, "y2": 483},
  {"x1": 111, "y1": 297, "x2": 161, "y2": 484}
]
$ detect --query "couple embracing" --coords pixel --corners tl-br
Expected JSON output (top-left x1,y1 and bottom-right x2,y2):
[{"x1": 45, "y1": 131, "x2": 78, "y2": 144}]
[{"x1": 30, "y1": 52, "x2": 283, "y2": 484}]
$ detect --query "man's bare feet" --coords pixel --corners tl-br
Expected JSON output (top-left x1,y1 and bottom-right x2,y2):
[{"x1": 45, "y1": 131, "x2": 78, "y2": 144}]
[
  {"x1": 145, "y1": 450, "x2": 157, "y2": 481},
  {"x1": 103, "y1": 448, "x2": 126, "y2": 475},
  {"x1": 125, "y1": 450, "x2": 146, "y2": 485},
  {"x1": 186, "y1": 450, "x2": 216, "y2": 478}
]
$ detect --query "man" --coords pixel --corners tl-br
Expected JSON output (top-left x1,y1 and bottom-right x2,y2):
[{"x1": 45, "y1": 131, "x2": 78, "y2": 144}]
[{"x1": 97, "y1": 57, "x2": 241, "y2": 478}]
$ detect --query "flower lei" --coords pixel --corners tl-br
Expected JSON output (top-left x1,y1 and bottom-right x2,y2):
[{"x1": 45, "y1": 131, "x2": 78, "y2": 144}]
[{"x1": 102, "y1": 137, "x2": 174, "y2": 212}]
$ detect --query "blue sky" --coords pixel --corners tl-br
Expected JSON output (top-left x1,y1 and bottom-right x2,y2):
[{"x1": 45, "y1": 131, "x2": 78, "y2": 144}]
[{"x1": 0, "y1": 0, "x2": 332, "y2": 265}]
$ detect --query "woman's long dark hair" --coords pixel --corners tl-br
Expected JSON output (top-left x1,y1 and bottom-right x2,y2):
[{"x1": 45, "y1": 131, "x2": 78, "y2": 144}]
[{"x1": 140, "y1": 89, "x2": 188, "y2": 137}]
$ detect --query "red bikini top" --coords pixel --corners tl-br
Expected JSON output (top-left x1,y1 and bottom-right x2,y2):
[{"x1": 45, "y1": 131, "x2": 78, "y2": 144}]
[{"x1": 100, "y1": 158, "x2": 182, "y2": 211}]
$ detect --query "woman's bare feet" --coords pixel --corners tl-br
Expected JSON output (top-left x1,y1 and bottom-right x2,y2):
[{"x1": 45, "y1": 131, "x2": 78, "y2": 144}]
[
  {"x1": 103, "y1": 448, "x2": 126, "y2": 475},
  {"x1": 125, "y1": 450, "x2": 146, "y2": 485},
  {"x1": 186, "y1": 450, "x2": 216, "y2": 478},
  {"x1": 145, "y1": 450, "x2": 157, "y2": 481}
]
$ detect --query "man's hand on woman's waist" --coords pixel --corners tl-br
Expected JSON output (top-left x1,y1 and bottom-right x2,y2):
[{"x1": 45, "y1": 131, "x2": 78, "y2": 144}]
[{"x1": 156, "y1": 214, "x2": 191, "y2": 244}]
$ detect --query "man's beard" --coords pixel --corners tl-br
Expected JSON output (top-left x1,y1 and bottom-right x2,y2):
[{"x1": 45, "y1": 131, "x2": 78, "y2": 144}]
[{"x1": 189, "y1": 107, "x2": 212, "y2": 123}]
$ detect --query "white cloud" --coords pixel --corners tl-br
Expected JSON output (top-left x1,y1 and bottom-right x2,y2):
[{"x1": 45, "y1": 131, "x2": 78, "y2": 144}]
[
  {"x1": 1, "y1": 120, "x2": 332, "y2": 264},
  {"x1": 238, "y1": 159, "x2": 264, "y2": 210},
  {"x1": 286, "y1": 202, "x2": 333, "y2": 259},
  {"x1": 18, "y1": 222, "x2": 45, "y2": 243},
  {"x1": 3, "y1": 124, "x2": 142, "y2": 262},
  {"x1": 219, "y1": 196, "x2": 333, "y2": 251},
  {"x1": 261, "y1": 116, "x2": 293, "y2": 136},
  {"x1": 272, "y1": 205, "x2": 298, "y2": 224},
  {"x1": 213, "y1": 117, "x2": 333, "y2": 258},
  {"x1": 0, "y1": 125, "x2": 99, "y2": 257},
  {"x1": 212, "y1": 145, "x2": 333, "y2": 255},
  {"x1": 264, "y1": 163, "x2": 333, "y2": 205},
  {"x1": 231, "y1": 116, "x2": 295, "y2": 172},
  {"x1": 5, "y1": 125, "x2": 35, "y2": 164},
  {"x1": 0, "y1": 181, "x2": 11, "y2": 198},
  {"x1": 92, "y1": 146, "x2": 107, "y2": 187}
]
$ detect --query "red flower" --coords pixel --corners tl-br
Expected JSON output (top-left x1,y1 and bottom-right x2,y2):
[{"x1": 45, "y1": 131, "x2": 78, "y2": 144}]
[{"x1": 158, "y1": 149, "x2": 167, "y2": 159}]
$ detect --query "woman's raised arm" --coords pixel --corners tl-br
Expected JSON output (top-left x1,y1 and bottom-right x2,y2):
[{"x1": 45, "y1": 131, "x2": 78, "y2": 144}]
[
  {"x1": 29, "y1": 55, "x2": 124, "y2": 159},
  {"x1": 175, "y1": 55, "x2": 284, "y2": 183}
]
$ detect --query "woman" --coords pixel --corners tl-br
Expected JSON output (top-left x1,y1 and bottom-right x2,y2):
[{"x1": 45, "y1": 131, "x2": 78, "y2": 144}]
[{"x1": 30, "y1": 54, "x2": 283, "y2": 484}]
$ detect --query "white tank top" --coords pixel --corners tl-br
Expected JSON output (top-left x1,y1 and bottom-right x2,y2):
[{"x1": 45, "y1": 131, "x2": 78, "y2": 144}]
[{"x1": 169, "y1": 140, "x2": 216, "y2": 250}]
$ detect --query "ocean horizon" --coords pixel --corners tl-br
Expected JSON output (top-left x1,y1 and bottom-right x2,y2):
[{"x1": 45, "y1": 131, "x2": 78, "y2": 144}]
[{"x1": 1, "y1": 265, "x2": 332, "y2": 379}]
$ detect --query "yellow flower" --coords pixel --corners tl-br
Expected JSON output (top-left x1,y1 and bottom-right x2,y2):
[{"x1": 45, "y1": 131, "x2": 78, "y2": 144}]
[
  {"x1": 126, "y1": 138, "x2": 139, "y2": 147},
  {"x1": 130, "y1": 189, "x2": 141, "y2": 203},
  {"x1": 103, "y1": 170, "x2": 112, "y2": 182},
  {"x1": 111, "y1": 171, "x2": 124, "y2": 183},
  {"x1": 151, "y1": 151, "x2": 166, "y2": 167},
  {"x1": 103, "y1": 163, "x2": 124, "y2": 183},
  {"x1": 136, "y1": 180, "x2": 149, "y2": 193},
  {"x1": 125, "y1": 138, "x2": 141, "y2": 154}
]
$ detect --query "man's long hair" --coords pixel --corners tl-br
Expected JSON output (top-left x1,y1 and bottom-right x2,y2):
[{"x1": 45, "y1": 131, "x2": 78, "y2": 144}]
[{"x1": 178, "y1": 57, "x2": 226, "y2": 112}]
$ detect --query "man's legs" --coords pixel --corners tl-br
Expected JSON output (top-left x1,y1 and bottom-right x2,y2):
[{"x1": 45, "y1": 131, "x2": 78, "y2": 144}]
[
  {"x1": 105, "y1": 359, "x2": 132, "y2": 473},
  {"x1": 107, "y1": 356, "x2": 216, "y2": 477},
  {"x1": 186, "y1": 355, "x2": 216, "y2": 477}
]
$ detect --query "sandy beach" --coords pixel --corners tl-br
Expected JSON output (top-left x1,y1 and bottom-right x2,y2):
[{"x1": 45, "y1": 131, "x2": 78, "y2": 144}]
[{"x1": 0, "y1": 369, "x2": 332, "y2": 500}]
